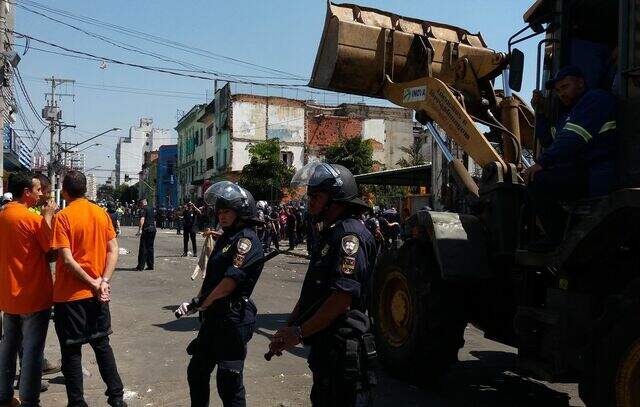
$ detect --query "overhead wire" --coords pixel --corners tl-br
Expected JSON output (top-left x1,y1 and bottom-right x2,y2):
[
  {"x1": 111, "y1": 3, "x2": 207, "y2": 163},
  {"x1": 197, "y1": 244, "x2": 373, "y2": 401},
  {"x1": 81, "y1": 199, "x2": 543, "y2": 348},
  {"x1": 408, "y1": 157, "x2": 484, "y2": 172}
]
[
  {"x1": 13, "y1": 0, "x2": 307, "y2": 80},
  {"x1": 14, "y1": 2, "x2": 304, "y2": 83}
]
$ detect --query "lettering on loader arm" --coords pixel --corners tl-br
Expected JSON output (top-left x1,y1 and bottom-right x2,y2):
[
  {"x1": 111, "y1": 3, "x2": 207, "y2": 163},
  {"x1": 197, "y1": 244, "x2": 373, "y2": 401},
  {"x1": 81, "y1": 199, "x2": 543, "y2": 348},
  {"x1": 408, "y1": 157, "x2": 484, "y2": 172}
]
[{"x1": 403, "y1": 86, "x2": 427, "y2": 103}]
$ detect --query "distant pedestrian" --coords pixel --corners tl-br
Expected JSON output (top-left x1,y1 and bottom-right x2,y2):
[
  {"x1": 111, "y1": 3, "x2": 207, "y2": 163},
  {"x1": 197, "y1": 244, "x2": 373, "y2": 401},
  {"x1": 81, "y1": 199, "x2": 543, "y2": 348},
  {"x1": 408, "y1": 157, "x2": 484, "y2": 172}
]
[
  {"x1": 107, "y1": 202, "x2": 120, "y2": 236},
  {"x1": 51, "y1": 170, "x2": 126, "y2": 407},
  {"x1": 175, "y1": 205, "x2": 184, "y2": 235},
  {"x1": 182, "y1": 201, "x2": 201, "y2": 257},
  {"x1": 135, "y1": 198, "x2": 156, "y2": 271},
  {"x1": 286, "y1": 206, "x2": 297, "y2": 251},
  {"x1": 279, "y1": 207, "x2": 287, "y2": 240}
]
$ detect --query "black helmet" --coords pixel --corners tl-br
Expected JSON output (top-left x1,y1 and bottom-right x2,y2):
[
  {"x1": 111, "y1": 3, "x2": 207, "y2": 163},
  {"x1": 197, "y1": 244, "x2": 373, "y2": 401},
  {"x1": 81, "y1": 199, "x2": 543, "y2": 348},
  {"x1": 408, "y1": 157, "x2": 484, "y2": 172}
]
[
  {"x1": 291, "y1": 162, "x2": 370, "y2": 210},
  {"x1": 204, "y1": 181, "x2": 260, "y2": 222}
]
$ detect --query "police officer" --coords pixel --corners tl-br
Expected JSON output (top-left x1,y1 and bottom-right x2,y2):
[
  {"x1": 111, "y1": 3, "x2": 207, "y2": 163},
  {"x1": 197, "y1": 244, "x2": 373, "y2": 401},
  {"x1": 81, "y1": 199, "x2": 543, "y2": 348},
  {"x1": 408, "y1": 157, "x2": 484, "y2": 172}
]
[
  {"x1": 269, "y1": 163, "x2": 377, "y2": 406},
  {"x1": 175, "y1": 181, "x2": 264, "y2": 407},
  {"x1": 525, "y1": 65, "x2": 618, "y2": 245}
]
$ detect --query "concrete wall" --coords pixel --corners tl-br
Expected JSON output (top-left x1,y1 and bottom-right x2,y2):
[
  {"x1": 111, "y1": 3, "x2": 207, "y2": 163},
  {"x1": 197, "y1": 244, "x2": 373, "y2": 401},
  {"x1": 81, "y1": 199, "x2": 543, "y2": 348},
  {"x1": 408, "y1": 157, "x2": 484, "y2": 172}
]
[{"x1": 230, "y1": 95, "x2": 305, "y2": 171}]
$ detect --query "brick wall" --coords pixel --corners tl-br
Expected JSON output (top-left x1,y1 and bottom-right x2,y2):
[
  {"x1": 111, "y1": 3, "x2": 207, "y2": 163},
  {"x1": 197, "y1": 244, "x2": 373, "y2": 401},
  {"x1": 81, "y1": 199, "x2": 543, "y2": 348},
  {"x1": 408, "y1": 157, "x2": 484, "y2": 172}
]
[{"x1": 306, "y1": 114, "x2": 363, "y2": 149}]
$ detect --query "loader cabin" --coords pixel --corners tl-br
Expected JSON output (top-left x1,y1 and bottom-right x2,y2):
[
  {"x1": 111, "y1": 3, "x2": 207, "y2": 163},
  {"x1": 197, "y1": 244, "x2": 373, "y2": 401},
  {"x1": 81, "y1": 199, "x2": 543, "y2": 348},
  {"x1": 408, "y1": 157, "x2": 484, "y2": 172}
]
[{"x1": 523, "y1": 0, "x2": 640, "y2": 188}]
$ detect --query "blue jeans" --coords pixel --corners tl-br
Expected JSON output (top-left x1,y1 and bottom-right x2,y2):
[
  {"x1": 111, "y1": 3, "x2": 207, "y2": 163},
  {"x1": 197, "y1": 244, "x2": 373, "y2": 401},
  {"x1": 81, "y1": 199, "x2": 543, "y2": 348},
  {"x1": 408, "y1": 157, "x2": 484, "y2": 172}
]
[{"x1": 0, "y1": 309, "x2": 51, "y2": 406}]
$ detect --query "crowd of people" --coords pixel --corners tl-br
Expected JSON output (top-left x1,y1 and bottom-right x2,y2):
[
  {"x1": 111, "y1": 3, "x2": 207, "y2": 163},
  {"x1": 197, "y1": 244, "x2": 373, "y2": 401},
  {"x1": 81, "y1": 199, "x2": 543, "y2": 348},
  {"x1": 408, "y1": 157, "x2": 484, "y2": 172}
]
[{"x1": 0, "y1": 163, "x2": 403, "y2": 407}]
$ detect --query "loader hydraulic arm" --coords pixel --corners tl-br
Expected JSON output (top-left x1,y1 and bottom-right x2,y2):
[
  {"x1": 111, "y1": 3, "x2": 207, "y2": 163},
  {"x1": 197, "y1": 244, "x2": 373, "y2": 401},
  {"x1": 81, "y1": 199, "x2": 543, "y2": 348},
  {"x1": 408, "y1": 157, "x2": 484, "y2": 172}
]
[{"x1": 383, "y1": 76, "x2": 506, "y2": 169}]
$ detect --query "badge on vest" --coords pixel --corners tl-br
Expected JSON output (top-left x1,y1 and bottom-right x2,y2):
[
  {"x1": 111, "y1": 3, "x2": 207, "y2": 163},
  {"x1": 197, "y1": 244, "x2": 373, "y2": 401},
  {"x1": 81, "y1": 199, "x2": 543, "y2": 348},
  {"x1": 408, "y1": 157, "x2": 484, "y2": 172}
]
[
  {"x1": 233, "y1": 254, "x2": 245, "y2": 268},
  {"x1": 222, "y1": 245, "x2": 231, "y2": 253},
  {"x1": 341, "y1": 256, "x2": 356, "y2": 275},
  {"x1": 321, "y1": 244, "x2": 329, "y2": 257},
  {"x1": 237, "y1": 238, "x2": 252, "y2": 254},
  {"x1": 341, "y1": 235, "x2": 359, "y2": 256}
]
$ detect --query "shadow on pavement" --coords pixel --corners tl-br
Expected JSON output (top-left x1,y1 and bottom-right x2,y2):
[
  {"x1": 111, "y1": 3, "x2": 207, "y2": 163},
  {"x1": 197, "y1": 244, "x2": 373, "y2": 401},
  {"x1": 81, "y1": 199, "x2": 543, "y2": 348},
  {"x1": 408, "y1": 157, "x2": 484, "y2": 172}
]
[
  {"x1": 373, "y1": 350, "x2": 573, "y2": 406},
  {"x1": 153, "y1": 315, "x2": 200, "y2": 332},
  {"x1": 254, "y1": 313, "x2": 308, "y2": 360}
]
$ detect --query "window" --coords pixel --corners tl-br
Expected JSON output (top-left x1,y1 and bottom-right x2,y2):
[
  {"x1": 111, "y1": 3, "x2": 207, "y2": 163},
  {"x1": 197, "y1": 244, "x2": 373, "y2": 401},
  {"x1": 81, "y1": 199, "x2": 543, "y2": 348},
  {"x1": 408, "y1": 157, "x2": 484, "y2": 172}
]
[
  {"x1": 200, "y1": 159, "x2": 204, "y2": 174},
  {"x1": 281, "y1": 151, "x2": 294, "y2": 166},
  {"x1": 206, "y1": 156, "x2": 213, "y2": 170},
  {"x1": 206, "y1": 125, "x2": 213, "y2": 139}
]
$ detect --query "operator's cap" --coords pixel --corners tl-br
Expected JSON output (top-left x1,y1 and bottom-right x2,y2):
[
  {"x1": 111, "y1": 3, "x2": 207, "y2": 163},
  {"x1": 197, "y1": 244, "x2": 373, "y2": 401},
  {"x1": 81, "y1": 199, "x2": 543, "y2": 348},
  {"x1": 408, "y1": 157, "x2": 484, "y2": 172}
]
[{"x1": 545, "y1": 65, "x2": 585, "y2": 90}]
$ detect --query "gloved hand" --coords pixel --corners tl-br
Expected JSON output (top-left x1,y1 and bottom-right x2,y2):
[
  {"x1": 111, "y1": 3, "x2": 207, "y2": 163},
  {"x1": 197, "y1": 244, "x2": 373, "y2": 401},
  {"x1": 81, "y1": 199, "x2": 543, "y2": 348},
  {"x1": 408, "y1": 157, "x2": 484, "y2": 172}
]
[{"x1": 176, "y1": 302, "x2": 195, "y2": 317}]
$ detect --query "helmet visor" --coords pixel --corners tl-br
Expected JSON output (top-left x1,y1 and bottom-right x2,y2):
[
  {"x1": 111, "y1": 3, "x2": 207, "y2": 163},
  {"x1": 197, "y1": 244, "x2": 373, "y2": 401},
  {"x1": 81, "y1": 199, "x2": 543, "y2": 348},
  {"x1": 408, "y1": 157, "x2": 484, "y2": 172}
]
[
  {"x1": 204, "y1": 181, "x2": 248, "y2": 206},
  {"x1": 290, "y1": 161, "x2": 341, "y2": 189}
]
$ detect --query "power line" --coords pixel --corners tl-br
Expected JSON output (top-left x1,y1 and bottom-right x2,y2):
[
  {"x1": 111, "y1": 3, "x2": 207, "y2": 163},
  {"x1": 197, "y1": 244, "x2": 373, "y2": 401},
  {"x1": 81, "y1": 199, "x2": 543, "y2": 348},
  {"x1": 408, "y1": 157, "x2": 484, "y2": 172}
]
[
  {"x1": 13, "y1": 0, "x2": 307, "y2": 80},
  {"x1": 10, "y1": 30, "x2": 312, "y2": 90},
  {"x1": 14, "y1": 2, "x2": 304, "y2": 83}
]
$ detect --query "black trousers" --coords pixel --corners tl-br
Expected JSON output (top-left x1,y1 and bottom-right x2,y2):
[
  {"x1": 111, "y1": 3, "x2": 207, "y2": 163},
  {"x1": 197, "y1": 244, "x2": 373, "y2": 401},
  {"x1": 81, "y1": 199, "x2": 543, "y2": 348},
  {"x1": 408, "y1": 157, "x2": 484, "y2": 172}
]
[
  {"x1": 183, "y1": 228, "x2": 197, "y2": 255},
  {"x1": 187, "y1": 318, "x2": 254, "y2": 407},
  {"x1": 137, "y1": 230, "x2": 156, "y2": 269},
  {"x1": 308, "y1": 345, "x2": 372, "y2": 407},
  {"x1": 527, "y1": 164, "x2": 587, "y2": 241},
  {"x1": 287, "y1": 228, "x2": 296, "y2": 249},
  {"x1": 59, "y1": 336, "x2": 124, "y2": 407}
]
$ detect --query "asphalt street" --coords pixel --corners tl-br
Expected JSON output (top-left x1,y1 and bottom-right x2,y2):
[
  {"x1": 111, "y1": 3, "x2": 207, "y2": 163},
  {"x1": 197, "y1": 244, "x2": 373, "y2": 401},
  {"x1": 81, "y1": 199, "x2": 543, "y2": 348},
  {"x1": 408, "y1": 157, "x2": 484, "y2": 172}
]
[{"x1": 37, "y1": 227, "x2": 585, "y2": 406}]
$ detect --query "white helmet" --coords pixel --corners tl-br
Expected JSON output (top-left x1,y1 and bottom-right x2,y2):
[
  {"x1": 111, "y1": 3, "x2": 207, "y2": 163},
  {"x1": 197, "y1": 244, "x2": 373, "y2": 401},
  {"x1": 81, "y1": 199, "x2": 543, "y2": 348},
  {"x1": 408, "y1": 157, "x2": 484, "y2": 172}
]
[{"x1": 2, "y1": 192, "x2": 12, "y2": 203}]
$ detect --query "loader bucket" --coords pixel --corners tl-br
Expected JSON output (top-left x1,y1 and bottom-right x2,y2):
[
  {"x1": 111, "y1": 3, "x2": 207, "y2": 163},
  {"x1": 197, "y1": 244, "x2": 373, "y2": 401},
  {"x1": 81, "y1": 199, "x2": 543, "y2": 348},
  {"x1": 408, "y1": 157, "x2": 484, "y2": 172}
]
[{"x1": 309, "y1": 2, "x2": 505, "y2": 99}]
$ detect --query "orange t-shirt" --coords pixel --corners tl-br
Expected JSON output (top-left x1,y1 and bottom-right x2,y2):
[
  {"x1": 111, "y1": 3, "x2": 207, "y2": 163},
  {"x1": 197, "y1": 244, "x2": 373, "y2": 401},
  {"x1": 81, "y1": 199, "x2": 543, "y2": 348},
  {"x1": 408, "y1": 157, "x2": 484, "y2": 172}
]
[
  {"x1": 0, "y1": 202, "x2": 53, "y2": 314},
  {"x1": 51, "y1": 198, "x2": 116, "y2": 303}
]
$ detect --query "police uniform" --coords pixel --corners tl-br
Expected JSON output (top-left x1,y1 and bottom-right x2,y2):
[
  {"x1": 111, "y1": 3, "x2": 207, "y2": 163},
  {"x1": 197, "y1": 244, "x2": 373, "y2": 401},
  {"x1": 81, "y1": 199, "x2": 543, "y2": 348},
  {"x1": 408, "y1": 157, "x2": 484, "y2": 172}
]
[
  {"x1": 186, "y1": 224, "x2": 264, "y2": 407},
  {"x1": 298, "y1": 215, "x2": 377, "y2": 406}
]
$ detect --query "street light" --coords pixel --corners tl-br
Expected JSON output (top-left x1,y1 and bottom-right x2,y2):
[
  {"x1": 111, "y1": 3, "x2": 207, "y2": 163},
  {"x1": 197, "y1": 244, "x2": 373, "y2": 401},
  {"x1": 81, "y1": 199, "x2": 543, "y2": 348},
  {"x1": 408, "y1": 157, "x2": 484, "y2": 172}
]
[
  {"x1": 70, "y1": 143, "x2": 101, "y2": 156},
  {"x1": 70, "y1": 127, "x2": 121, "y2": 149},
  {"x1": 86, "y1": 165, "x2": 102, "y2": 172}
]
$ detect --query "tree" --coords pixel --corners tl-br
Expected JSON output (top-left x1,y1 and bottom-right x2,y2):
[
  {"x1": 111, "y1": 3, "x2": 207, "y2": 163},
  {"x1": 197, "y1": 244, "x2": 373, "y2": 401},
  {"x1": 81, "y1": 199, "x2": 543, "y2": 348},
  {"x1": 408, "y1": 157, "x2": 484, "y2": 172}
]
[
  {"x1": 114, "y1": 184, "x2": 138, "y2": 204},
  {"x1": 239, "y1": 139, "x2": 295, "y2": 202},
  {"x1": 97, "y1": 185, "x2": 115, "y2": 202},
  {"x1": 323, "y1": 137, "x2": 373, "y2": 175},
  {"x1": 397, "y1": 137, "x2": 427, "y2": 168}
]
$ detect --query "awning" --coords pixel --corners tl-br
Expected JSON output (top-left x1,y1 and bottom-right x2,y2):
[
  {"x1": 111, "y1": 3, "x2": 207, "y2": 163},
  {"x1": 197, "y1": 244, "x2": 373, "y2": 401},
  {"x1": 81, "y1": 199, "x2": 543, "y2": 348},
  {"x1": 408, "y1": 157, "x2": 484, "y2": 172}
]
[{"x1": 354, "y1": 164, "x2": 431, "y2": 187}]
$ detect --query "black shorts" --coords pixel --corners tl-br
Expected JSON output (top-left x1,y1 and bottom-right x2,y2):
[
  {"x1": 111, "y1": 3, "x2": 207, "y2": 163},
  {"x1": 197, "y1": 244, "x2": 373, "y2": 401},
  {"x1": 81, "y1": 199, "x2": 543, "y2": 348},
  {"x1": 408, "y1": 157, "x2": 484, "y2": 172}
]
[{"x1": 54, "y1": 297, "x2": 113, "y2": 346}]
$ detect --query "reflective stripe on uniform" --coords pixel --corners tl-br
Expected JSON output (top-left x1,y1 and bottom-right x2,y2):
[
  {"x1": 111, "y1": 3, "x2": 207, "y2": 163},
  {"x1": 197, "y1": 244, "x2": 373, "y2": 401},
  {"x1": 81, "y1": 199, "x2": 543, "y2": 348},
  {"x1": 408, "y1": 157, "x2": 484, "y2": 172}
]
[
  {"x1": 599, "y1": 120, "x2": 616, "y2": 134},
  {"x1": 564, "y1": 122, "x2": 592, "y2": 142}
]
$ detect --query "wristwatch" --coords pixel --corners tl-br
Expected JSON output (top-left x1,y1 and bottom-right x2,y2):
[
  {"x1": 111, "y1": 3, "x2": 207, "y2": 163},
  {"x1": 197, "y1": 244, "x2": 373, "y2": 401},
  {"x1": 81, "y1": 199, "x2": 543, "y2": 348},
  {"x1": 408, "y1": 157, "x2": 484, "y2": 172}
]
[
  {"x1": 295, "y1": 325, "x2": 304, "y2": 341},
  {"x1": 102, "y1": 277, "x2": 110, "y2": 284}
]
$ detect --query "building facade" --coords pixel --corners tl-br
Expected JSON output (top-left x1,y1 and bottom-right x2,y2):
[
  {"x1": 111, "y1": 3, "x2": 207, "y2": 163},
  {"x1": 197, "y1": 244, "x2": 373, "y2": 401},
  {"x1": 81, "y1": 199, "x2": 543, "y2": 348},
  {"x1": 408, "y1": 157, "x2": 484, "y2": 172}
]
[
  {"x1": 139, "y1": 150, "x2": 159, "y2": 207},
  {"x1": 86, "y1": 173, "x2": 97, "y2": 201},
  {"x1": 115, "y1": 118, "x2": 173, "y2": 187},
  {"x1": 175, "y1": 104, "x2": 206, "y2": 203},
  {"x1": 156, "y1": 145, "x2": 178, "y2": 208},
  {"x1": 174, "y1": 87, "x2": 415, "y2": 202}
]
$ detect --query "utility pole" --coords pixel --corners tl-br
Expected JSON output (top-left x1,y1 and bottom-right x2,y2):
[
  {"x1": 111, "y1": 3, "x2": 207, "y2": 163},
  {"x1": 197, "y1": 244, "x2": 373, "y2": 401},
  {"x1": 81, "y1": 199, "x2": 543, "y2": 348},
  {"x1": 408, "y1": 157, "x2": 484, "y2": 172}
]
[
  {"x1": 0, "y1": 0, "x2": 12, "y2": 194},
  {"x1": 42, "y1": 76, "x2": 74, "y2": 201}
]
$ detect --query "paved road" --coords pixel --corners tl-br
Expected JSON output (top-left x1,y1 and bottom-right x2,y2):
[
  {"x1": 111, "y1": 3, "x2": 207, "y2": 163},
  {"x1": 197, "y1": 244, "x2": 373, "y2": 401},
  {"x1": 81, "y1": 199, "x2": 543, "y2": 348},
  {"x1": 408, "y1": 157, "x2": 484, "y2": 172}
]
[{"x1": 38, "y1": 227, "x2": 585, "y2": 406}]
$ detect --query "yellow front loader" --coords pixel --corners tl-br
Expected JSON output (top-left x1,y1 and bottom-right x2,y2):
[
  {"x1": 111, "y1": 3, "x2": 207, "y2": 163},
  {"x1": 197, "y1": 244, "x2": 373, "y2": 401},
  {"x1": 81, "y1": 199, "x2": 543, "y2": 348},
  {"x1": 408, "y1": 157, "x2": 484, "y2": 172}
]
[{"x1": 309, "y1": 2, "x2": 640, "y2": 406}]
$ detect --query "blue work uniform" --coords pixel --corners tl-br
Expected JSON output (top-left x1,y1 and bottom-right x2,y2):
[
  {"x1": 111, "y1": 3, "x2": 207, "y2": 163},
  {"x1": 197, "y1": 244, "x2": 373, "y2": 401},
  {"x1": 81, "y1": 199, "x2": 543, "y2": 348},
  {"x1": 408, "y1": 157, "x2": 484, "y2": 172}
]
[
  {"x1": 186, "y1": 226, "x2": 264, "y2": 407},
  {"x1": 536, "y1": 89, "x2": 618, "y2": 196},
  {"x1": 297, "y1": 216, "x2": 376, "y2": 406}
]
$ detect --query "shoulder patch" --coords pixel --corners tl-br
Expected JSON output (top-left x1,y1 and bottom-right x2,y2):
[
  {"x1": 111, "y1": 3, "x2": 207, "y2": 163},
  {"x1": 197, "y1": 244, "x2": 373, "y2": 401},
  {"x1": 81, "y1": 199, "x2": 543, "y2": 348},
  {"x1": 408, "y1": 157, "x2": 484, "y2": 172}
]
[
  {"x1": 341, "y1": 235, "x2": 359, "y2": 256},
  {"x1": 237, "y1": 237, "x2": 252, "y2": 254}
]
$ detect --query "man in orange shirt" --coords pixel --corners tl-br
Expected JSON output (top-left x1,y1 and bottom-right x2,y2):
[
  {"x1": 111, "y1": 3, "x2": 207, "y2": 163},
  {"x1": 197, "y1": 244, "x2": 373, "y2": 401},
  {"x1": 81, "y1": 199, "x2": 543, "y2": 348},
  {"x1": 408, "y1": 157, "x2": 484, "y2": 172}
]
[
  {"x1": 51, "y1": 171, "x2": 126, "y2": 407},
  {"x1": 0, "y1": 171, "x2": 56, "y2": 407}
]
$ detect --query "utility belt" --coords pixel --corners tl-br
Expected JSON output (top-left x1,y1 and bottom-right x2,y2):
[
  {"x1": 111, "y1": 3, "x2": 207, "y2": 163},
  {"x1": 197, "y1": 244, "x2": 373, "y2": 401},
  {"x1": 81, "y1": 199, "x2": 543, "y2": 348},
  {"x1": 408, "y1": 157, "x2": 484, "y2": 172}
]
[{"x1": 203, "y1": 296, "x2": 257, "y2": 322}]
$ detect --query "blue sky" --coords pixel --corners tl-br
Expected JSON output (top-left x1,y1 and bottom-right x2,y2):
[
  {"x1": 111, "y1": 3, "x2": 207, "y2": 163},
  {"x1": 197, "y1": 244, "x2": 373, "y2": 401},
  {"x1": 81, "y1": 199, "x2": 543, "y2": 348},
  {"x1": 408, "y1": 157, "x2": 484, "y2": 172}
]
[{"x1": 14, "y1": 0, "x2": 539, "y2": 181}]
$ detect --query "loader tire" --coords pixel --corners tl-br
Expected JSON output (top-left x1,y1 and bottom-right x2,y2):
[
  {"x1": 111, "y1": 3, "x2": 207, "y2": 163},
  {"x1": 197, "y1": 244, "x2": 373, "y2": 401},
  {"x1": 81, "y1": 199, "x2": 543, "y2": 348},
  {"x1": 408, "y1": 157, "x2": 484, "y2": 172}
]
[
  {"x1": 579, "y1": 304, "x2": 640, "y2": 407},
  {"x1": 372, "y1": 238, "x2": 467, "y2": 386}
]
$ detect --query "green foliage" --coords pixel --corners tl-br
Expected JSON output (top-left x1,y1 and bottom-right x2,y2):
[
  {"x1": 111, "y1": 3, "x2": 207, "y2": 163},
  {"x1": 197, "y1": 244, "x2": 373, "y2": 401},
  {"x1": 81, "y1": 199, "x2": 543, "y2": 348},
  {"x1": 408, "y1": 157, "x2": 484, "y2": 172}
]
[
  {"x1": 239, "y1": 138, "x2": 295, "y2": 202},
  {"x1": 397, "y1": 137, "x2": 427, "y2": 168},
  {"x1": 97, "y1": 185, "x2": 115, "y2": 201},
  {"x1": 323, "y1": 137, "x2": 373, "y2": 175},
  {"x1": 113, "y1": 184, "x2": 138, "y2": 204}
]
